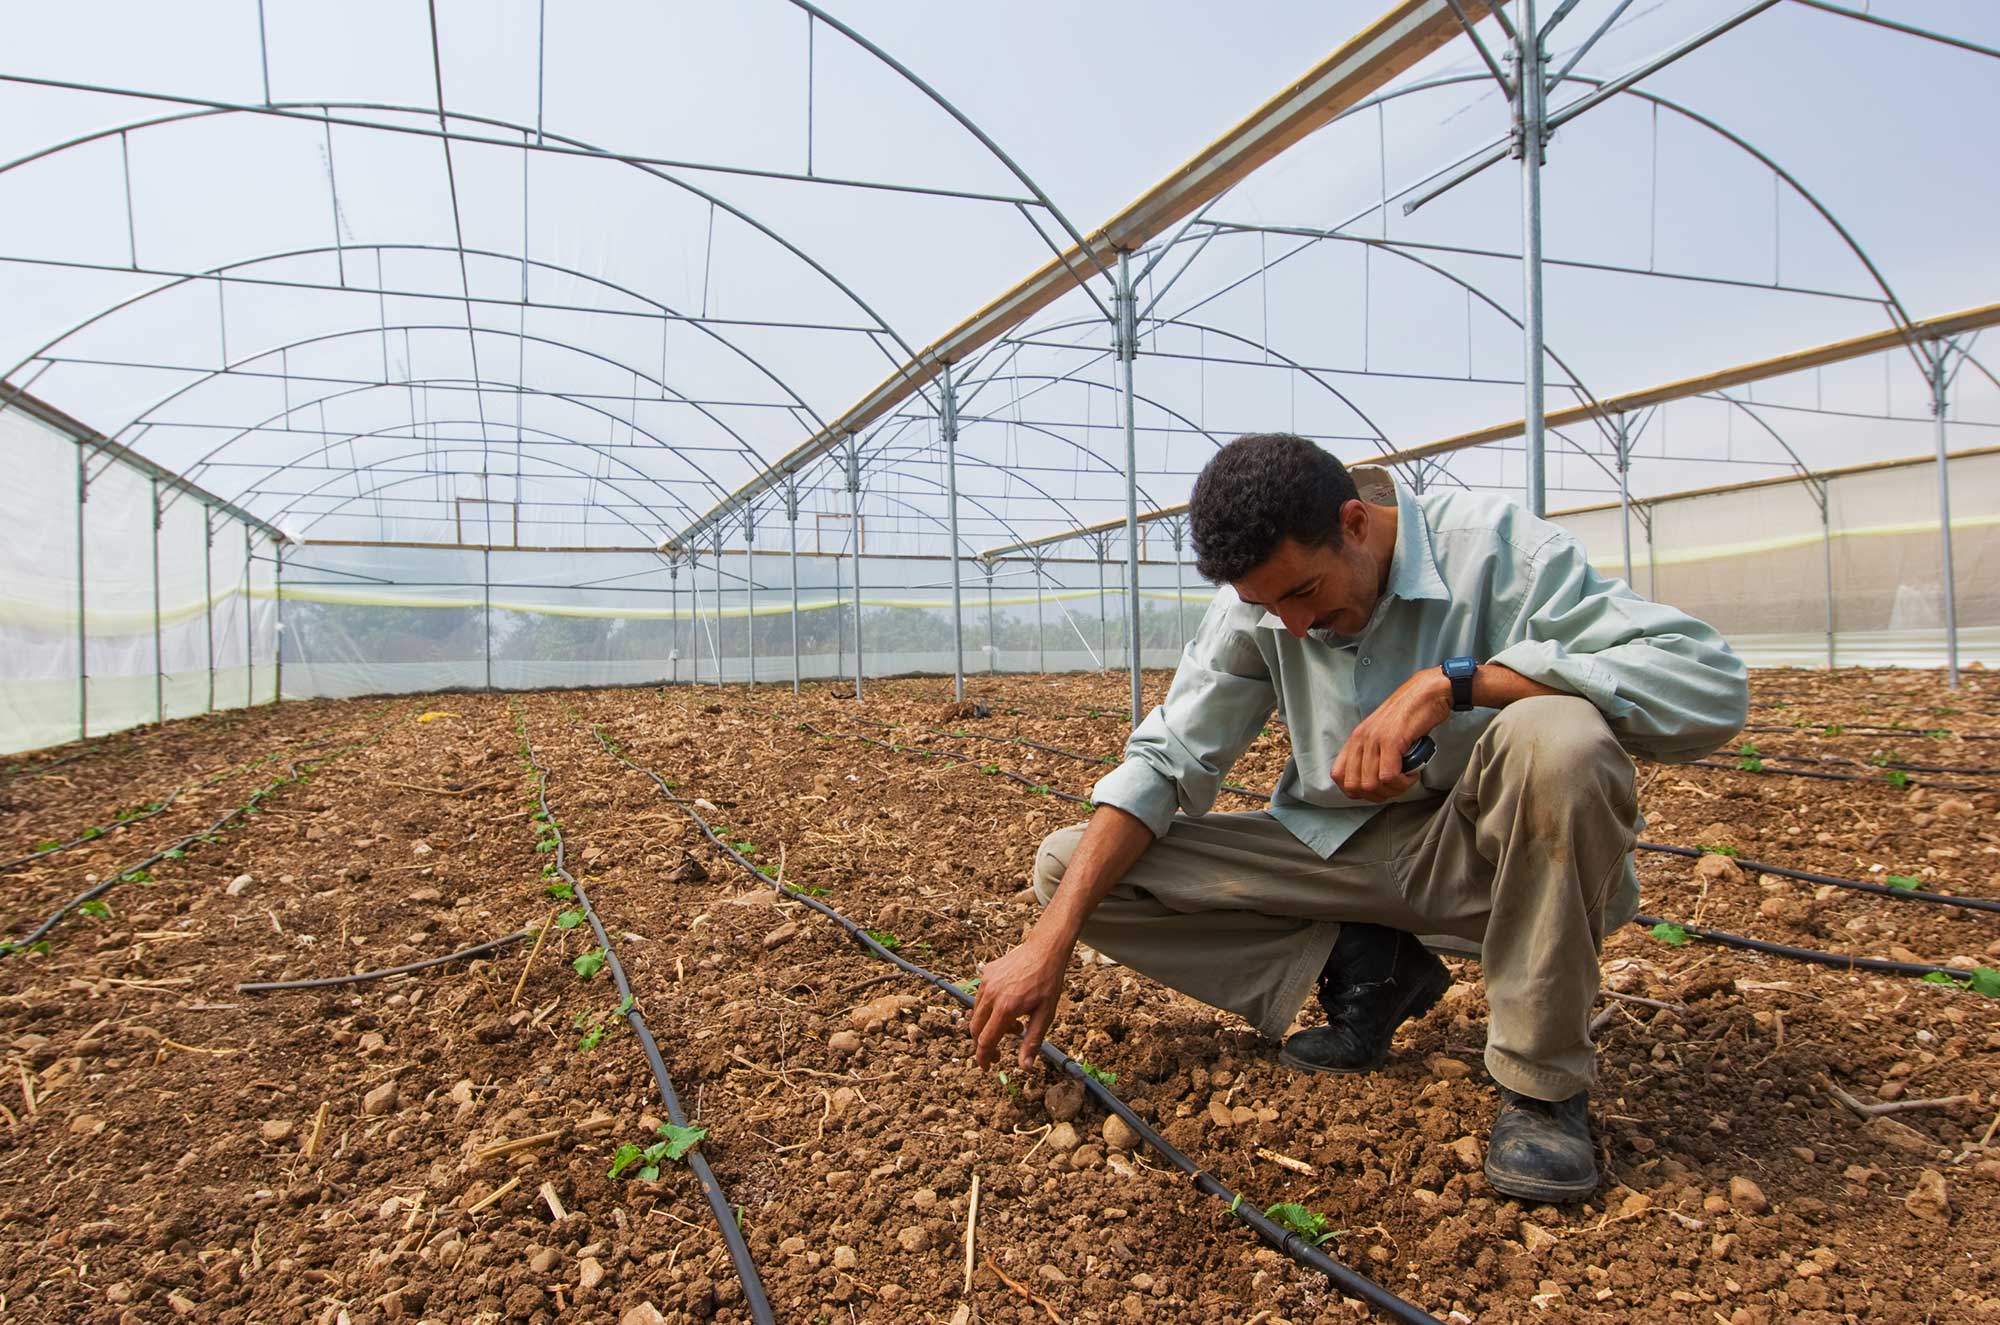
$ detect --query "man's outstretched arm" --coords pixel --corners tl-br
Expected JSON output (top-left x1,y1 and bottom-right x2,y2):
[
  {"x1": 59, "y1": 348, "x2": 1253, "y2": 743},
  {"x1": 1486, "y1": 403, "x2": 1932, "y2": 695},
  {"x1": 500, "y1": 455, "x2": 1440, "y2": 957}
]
[{"x1": 968, "y1": 803, "x2": 1153, "y2": 1070}]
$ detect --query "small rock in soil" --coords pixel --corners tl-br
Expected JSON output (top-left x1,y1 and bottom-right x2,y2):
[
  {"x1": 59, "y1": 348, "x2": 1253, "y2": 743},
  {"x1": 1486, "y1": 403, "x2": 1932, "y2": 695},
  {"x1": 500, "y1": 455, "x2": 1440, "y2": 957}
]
[
  {"x1": 528, "y1": 1246, "x2": 560, "y2": 1274},
  {"x1": 827, "y1": 1030, "x2": 860, "y2": 1053},
  {"x1": 1903, "y1": 1169, "x2": 1951, "y2": 1223},
  {"x1": 363, "y1": 1081, "x2": 400, "y2": 1116},
  {"x1": 1046, "y1": 1121, "x2": 1080, "y2": 1153},
  {"x1": 1728, "y1": 1176, "x2": 1769, "y2": 1214},
  {"x1": 578, "y1": 1255, "x2": 606, "y2": 1290},
  {"x1": 167, "y1": 1292, "x2": 198, "y2": 1316},
  {"x1": 1103, "y1": 1114, "x2": 1141, "y2": 1151},
  {"x1": 832, "y1": 1245, "x2": 858, "y2": 1270},
  {"x1": 1449, "y1": 1136, "x2": 1482, "y2": 1170},
  {"x1": 261, "y1": 1119, "x2": 293, "y2": 1143},
  {"x1": 1044, "y1": 1080, "x2": 1083, "y2": 1122},
  {"x1": 226, "y1": 874, "x2": 254, "y2": 896},
  {"x1": 1868, "y1": 1114, "x2": 1937, "y2": 1154},
  {"x1": 1427, "y1": 1055, "x2": 1471, "y2": 1079},
  {"x1": 762, "y1": 921, "x2": 798, "y2": 950},
  {"x1": 620, "y1": 1304, "x2": 667, "y2": 1325},
  {"x1": 897, "y1": 1225, "x2": 930, "y2": 1253},
  {"x1": 1694, "y1": 853, "x2": 1744, "y2": 885}
]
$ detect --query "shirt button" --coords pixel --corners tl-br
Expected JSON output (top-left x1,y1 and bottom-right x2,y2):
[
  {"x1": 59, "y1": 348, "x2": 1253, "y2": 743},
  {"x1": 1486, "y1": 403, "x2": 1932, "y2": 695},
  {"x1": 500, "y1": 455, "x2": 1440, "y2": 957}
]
[{"x1": 1360, "y1": 657, "x2": 1372, "y2": 666}]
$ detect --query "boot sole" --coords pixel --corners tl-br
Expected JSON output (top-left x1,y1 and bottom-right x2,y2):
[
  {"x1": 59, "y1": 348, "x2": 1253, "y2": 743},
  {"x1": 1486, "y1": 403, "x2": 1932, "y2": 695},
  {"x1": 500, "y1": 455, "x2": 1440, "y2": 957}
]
[
  {"x1": 1278, "y1": 960, "x2": 1451, "y2": 1076},
  {"x1": 1482, "y1": 1161, "x2": 1600, "y2": 1204}
]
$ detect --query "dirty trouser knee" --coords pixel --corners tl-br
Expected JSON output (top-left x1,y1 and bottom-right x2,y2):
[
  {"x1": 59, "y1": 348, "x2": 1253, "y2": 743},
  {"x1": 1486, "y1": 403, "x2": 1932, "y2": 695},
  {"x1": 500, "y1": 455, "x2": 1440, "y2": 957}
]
[{"x1": 1031, "y1": 694, "x2": 1636, "y2": 1100}]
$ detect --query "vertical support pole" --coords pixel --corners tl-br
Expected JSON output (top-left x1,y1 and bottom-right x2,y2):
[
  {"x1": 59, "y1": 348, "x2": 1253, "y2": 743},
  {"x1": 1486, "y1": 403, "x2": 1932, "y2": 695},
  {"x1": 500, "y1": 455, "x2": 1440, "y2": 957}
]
[
  {"x1": 1171, "y1": 521, "x2": 1186, "y2": 651},
  {"x1": 151, "y1": 478, "x2": 163, "y2": 724},
  {"x1": 273, "y1": 539, "x2": 284, "y2": 705},
  {"x1": 1115, "y1": 249, "x2": 1143, "y2": 723},
  {"x1": 984, "y1": 563, "x2": 996, "y2": 675},
  {"x1": 1928, "y1": 340, "x2": 1960, "y2": 686},
  {"x1": 690, "y1": 551, "x2": 702, "y2": 688},
  {"x1": 1095, "y1": 539, "x2": 1108, "y2": 673},
  {"x1": 846, "y1": 434, "x2": 864, "y2": 700},
  {"x1": 204, "y1": 508, "x2": 216, "y2": 713},
  {"x1": 711, "y1": 527, "x2": 725, "y2": 687},
  {"x1": 482, "y1": 546, "x2": 493, "y2": 691},
  {"x1": 786, "y1": 482, "x2": 800, "y2": 695},
  {"x1": 1514, "y1": 1, "x2": 1549, "y2": 518},
  {"x1": 833, "y1": 546, "x2": 845, "y2": 685},
  {"x1": 1644, "y1": 508, "x2": 1657, "y2": 602},
  {"x1": 744, "y1": 504, "x2": 756, "y2": 690},
  {"x1": 669, "y1": 561, "x2": 680, "y2": 686},
  {"x1": 243, "y1": 525, "x2": 253, "y2": 711},
  {"x1": 1033, "y1": 556, "x2": 1045, "y2": 674},
  {"x1": 1614, "y1": 414, "x2": 1634, "y2": 588},
  {"x1": 1817, "y1": 482, "x2": 1836, "y2": 671},
  {"x1": 76, "y1": 449, "x2": 88, "y2": 740},
  {"x1": 940, "y1": 368, "x2": 965, "y2": 700}
]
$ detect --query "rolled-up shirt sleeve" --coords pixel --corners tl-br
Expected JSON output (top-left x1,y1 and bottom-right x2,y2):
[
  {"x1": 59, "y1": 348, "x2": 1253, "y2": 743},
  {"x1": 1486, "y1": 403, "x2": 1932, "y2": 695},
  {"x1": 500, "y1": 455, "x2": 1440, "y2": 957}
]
[
  {"x1": 1483, "y1": 531, "x2": 1749, "y2": 762},
  {"x1": 1090, "y1": 597, "x2": 1276, "y2": 837}
]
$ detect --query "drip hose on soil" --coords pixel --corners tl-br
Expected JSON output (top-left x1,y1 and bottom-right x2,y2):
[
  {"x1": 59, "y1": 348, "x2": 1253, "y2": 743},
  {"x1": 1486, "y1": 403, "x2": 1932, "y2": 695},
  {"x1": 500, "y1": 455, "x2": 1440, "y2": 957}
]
[
  {"x1": 520, "y1": 716, "x2": 775, "y2": 1325},
  {"x1": 592, "y1": 722, "x2": 1447, "y2": 1325},
  {"x1": 1684, "y1": 758, "x2": 1995, "y2": 793},
  {"x1": 0, "y1": 712, "x2": 404, "y2": 955},
  {"x1": 1629, "y1": 914, "x2": 1971, "y2": 979},
  {"x1": 235, "y1": 930, "x2": 533, "y2": 994},
  {"x1": 806, "y1": 723, "x2": 1997, "y2": 988}
]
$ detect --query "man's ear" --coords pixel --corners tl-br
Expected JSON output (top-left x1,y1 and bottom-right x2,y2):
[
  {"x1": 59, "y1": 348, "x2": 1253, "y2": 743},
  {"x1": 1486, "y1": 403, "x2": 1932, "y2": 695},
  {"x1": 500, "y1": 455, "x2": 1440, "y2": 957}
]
[{"x1": 1338, "y1": 497, "x2": 1369, "y2": 544}]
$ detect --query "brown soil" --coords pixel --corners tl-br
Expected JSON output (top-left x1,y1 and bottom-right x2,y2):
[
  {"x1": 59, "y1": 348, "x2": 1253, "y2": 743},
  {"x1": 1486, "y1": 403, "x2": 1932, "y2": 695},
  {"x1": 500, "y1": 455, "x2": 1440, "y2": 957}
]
[{"x1": 1, "y1": 667, "x2": 1995, "y2": 1325}]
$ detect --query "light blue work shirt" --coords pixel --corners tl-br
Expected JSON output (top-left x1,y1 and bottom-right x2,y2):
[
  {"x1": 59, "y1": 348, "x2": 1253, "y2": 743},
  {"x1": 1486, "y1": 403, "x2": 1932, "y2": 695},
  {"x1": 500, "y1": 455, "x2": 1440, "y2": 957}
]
[{"x1": 1091, "y1": 467, "x2": 1749, "y2": 923}]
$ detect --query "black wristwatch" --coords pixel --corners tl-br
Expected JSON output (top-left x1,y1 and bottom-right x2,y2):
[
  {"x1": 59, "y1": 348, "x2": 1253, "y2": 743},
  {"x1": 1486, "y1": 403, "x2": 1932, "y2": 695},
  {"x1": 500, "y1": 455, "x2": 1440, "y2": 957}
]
[{"x1": 1442, "y1": 656, "x2": 1478, "y2": 712}]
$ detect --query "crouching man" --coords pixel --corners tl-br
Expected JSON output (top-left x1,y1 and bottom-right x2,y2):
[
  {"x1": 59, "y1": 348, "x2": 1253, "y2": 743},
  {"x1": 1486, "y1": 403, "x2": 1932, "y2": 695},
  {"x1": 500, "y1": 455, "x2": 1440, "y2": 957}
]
[{"x1": 969, "y1": 433, "x2": 1747, "y2": 1202}]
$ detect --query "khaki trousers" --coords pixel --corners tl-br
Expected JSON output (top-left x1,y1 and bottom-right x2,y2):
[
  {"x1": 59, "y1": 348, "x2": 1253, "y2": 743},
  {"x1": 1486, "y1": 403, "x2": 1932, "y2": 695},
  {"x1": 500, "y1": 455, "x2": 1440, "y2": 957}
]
[{"x1": 1032, "y1": 695, "x2": 1638, "y2": 1100}]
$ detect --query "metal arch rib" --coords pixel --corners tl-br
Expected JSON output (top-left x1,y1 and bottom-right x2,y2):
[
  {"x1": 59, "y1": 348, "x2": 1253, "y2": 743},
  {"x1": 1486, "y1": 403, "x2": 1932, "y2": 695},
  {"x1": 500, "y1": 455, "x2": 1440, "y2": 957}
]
[
  {"x1": 0, "y1": 241, "x2": 837, "y2": 453},
  {"x1": 658, "y1": 0, "x2": 1499, "y2": 550},
  {"x1": 113, "y1": 324, "x2": 764, "y2": 506},
  {"x1": 225, "y1": 418, "x2": 710, "y2": 534},
  {"x1": 174, "y1": 377, "x2": 740, "y2": 533},
  {"x1": 253, "y1": 442, "x2": 699, "y2": 546}
]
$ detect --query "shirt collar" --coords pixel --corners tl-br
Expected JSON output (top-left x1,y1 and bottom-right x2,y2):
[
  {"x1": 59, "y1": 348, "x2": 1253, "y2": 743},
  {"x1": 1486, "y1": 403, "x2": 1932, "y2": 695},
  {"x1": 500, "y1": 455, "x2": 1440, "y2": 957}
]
[{"x1": 1253, "y1": 465, "x2": 1449, "y2": 632}]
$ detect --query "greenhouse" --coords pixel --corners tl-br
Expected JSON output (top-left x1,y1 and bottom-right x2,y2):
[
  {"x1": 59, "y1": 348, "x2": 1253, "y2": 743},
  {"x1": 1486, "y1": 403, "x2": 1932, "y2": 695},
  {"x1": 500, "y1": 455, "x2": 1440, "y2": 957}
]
[{"x1": 1, "y1": 3, "x2": 1996, "y2": 1323}]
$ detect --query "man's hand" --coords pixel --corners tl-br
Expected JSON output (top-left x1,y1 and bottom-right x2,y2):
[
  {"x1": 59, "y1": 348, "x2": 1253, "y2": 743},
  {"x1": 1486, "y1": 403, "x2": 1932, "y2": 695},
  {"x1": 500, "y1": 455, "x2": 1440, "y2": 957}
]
[
  {"x1": 968, "y1": 934, "x2": 1071, "y2": 1070},
  {"x1": 1331, "y1": 666, "x2": 1453, "y2": 802}
]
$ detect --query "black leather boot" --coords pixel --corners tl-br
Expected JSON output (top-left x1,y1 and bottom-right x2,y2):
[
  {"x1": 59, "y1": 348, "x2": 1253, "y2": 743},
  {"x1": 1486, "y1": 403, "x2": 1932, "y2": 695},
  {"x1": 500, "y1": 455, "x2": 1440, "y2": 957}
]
[
  {"x1": 1484, "y1": 1086, "x2": 1597, "y2": 1202},
  {"x1": 1279, "y1": 923, "x2": 1449, "y2": 1075}
]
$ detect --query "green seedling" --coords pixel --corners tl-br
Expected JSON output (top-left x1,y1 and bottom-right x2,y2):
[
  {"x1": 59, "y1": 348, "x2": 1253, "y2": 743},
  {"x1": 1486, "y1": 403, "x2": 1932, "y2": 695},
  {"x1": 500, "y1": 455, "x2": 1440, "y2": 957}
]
[
  {"x1": 78, "y1": 900, "x2": 111, "y2": 919},
  {"x1": 1925, "y1": 728, "x2": 1952, "y2": 741},
  {"x1": 1260, "y1": 726, "x2": 1272, "y2": 738},
  {"x1": 609, "y1": 1121, "x2": 709, "y2": 1180},
  {"x1": 1264, "y1": 1202, "x2": 1340, "y2": 1245},
  {"x1": 953, "y1": 976, "x2": 980, "y2": 996},
  {"x1": 82, "y1": 826, "x2": 103, "y2": 841},
  {"x1": 802, "y1": 885, "x2": 831, "y2": 898},
  {"x1": 1922, "y1": 968, "x2": 2000, "y2": 997},
  {"x1": 754, "y1": 863, "x2": 778, "y2": 880},
  {"x1": 1822, "y1": 723, "x2": 1845, "y2": 736},
  {"x1": 1697, "y1": 844, "x2": 1738, "y2": 858},
  {"x1": 1648, "y1": 922, "x2": 1690, "y2": 947},
  {"x1": 541, "y1": 863, "x2": 559, "y2": 878},
  {"x1": 1886, "y1": 770, "x2": 1912, "y2": 789},
  {"x1": 730, "y1": 840, "x2": 758, "y2": 856},
  {"x1": 555, "y1": 909, "x2": 586, "y2": 930},
  {"x1": 535, "y1": 839, "x2": 557, "y2": 853},
  {"x1": 0, "y1": 940, "x2": 53, "y2": 958},
  {"x1": 1229, "y1": 1194, "x2": 1244, "y2": 1214},
  {"x1": 864, "y1": 928, "x2": 902, "y2": 951},
  {"x1": 980, "y1": 763, "x2": 1000, "y2": 775},
  {"x1": 1031, "y1": 784, "x2": 1051, "y2": 795},
  {"x1": 32, "y1": 840, "x2": 58, "y2": 854},
  {"x1": 997, "y1": 1071, "x2": 1020, "y2": 1098},
  {"x1": 1072, "y1": 1058, "x2": 1118, "y2": 1087},
  {"x1": 575, "y1": 996, "x2": 634, "y2": 1050},
  {"x1": 1737, "y1": 741, "x2": 1759, "y2": 756},
  {"x1": 120, "y1": 869, "x2": 153, "y2": 884},
  {"x1": 572, "y1": 948, "x2": 607, "y2": 979},
  {"x1": 1885, "y1": 874, "x2": 1921, "y2": 892},
  {"x1": 1737, "y1": 756, "x2": 1765, "y2": 772},
  {"x1": 163, "y1": 847, "x2": 185, "y2": 860}
]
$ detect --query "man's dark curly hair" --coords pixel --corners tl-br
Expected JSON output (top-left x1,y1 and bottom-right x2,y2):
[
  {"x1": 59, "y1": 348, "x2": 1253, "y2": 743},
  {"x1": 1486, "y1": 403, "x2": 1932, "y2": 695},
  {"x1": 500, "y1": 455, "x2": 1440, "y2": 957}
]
[{"x1": 1188, "y1": 433, "x2": 1359, "y2": 584}]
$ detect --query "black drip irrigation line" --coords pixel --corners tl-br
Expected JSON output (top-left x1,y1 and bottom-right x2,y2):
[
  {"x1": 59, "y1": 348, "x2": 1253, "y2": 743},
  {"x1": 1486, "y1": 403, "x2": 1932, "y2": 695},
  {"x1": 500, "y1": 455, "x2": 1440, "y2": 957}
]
[
  {"x1": 0, "y1": 711, "x2": 405, "y2": 956},
  {"x1": 1745, "y1": 721, "x2": 2000, "y2": 743},
  {"x1": 236, "y1": 929, "x2": 534, "y2": 994},
  {"x1": 1629, "y1": 914, "x2": 1970, "y2": 980},
  {"x1": 585, "y1": 720, "x2": 1446, "y2": 1325},
  {"x1": 809, "y1": 723, "x2": 1998, "y2": 990},
  {"x1": 518, "y1": 712, "x2": 775, "y2": 1325},
  {"x1": 1684, "y1": 757, "x2": 1996, "y2": 794},
  {"x1": 1634, "y1": 841, "x2": 2000, "y2": 915},
  {"x1": 1741, "y1": 748, "x2": 2000, "y2": 778}
]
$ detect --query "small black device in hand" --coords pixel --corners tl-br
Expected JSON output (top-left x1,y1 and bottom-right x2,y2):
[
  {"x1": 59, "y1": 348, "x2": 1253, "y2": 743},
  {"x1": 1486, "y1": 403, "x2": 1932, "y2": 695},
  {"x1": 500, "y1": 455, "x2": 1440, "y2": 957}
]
[{"x1": 1401, "y1": 735, "x2": 1436, "y2": 775}]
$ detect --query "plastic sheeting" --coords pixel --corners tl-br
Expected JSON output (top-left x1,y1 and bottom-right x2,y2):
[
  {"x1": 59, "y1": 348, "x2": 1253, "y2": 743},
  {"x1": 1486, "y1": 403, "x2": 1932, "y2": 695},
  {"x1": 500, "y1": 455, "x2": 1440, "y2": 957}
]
[{"x1": 0, "y1": 402, "x2": 277, "y2": 755}]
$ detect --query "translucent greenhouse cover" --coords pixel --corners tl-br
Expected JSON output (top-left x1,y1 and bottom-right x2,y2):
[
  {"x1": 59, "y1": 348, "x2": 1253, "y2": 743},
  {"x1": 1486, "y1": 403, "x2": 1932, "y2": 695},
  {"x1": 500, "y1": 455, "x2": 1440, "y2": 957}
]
[{"x1": 1, "y1": 1, "x2": 1997, "y2": 751}]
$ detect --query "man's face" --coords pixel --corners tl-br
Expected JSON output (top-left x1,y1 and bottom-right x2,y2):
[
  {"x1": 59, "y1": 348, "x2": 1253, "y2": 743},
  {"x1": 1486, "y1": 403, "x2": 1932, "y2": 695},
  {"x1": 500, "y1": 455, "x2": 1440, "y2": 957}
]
[{"x1": 1230, "y1": 516, "x2": 1384, "y2": 640}]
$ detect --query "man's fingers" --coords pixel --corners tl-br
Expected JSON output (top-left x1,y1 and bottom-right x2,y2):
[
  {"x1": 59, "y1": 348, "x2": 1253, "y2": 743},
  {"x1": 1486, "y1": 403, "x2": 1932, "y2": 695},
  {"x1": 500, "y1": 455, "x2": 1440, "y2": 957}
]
[{"x1": 1018, "y1": 999, "x2": 1056, "y2": 1069}]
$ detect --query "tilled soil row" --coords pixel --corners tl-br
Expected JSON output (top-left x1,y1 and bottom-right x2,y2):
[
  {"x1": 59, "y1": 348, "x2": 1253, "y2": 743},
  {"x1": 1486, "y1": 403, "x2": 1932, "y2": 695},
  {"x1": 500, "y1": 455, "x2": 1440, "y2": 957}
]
[
  {"x1": 545, "y1": 690, "x2": 1407, "y2": 1325},
  {"x1": 0, "y1": 700, "x2": 399, "y2": 940},
  {"x1": 679, "y1": 672, "x2": 2000, "y2": 1323},
  {"x1": 0, "y1": 699, "x2": 370, "y2": 862}
]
